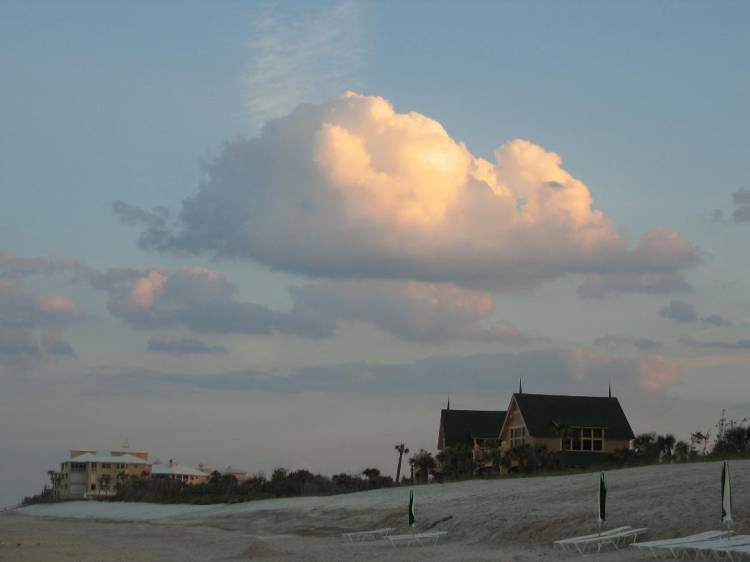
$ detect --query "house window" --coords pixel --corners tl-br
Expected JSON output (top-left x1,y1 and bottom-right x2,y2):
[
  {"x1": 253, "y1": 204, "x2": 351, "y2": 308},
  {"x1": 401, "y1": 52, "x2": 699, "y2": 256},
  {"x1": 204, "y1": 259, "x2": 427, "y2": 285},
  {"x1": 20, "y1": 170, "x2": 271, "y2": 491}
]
[
  {"x1": 102, "y1": 463, "x2": 111, "y2": 468},
  {"x1": 90, "y1": 483, "x2": 96, "y2": 491},
  {"x1": 566, "y1": 427, "x2": 605, "y2": 452},
  {"x1": 510, "y1": 426, "x2": 527, "y2": 448}
]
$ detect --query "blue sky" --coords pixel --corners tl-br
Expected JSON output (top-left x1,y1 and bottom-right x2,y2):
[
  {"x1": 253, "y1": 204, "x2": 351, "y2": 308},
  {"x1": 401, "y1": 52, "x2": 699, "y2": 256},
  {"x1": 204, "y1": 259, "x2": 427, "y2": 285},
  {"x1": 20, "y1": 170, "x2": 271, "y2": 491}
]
[{"x1": 1, "y1": 0, "x2": 749, "y2": 506}]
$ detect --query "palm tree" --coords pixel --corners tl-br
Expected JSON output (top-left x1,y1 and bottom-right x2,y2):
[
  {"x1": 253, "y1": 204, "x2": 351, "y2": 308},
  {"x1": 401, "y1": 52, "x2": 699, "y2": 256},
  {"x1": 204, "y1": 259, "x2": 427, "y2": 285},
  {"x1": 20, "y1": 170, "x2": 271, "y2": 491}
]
[
  {"x1": 409, "y1": 449, "x2": 436, "y2": 483},
  {"x1": 394, "y1": 443, "x2": 409, "y2": 484},
  {"x1": 362, "y1": 468, "x2": 381, "y2": 482},
  {"x1": 656, "y1": 434, "x2": 676, "y2": 463}
]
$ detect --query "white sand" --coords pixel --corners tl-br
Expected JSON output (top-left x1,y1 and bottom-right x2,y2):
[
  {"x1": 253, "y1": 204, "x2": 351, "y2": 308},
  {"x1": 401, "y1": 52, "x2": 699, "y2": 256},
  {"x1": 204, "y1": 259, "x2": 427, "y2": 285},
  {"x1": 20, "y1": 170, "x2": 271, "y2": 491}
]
[{"x1": 2, "y1": 460, "x2": 748, "y2": 561}]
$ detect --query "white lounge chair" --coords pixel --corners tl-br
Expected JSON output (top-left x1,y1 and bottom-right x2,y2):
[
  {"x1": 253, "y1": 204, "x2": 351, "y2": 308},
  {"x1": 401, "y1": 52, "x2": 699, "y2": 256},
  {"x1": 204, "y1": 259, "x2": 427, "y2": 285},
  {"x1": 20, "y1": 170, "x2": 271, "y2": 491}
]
[
  {"x1": 341, "y1": 527, "x2": 396, "y2": 542},
  {"x1": 630, "y1": 530, "x2": 730, "y2": 559},
  {"x1": 711, "y1": 543, "x2": 750, "y2": 562},
  {"x1": 674, "y1": 535, "x2": 750, "y2": 561},
  {"x1": 385, "y1": 531, "x2": 448, "y2": 547},
  {"x1": 555, "y1": 526, "x2": 632, "y2": 552},
  {"x1": 555, "y1": 527, "x2": 647, "y2": 554}
]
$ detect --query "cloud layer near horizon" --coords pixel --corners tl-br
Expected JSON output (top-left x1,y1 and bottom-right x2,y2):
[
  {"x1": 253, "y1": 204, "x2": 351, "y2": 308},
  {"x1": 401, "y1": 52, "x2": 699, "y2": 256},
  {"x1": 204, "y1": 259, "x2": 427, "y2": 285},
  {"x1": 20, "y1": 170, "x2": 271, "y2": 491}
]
[
  {"x1": 93, "y1": 347, "x2": 680, "y2": 397},
  {"x1": 134, "y1": 92, "x2": 698, "y2": 294}
]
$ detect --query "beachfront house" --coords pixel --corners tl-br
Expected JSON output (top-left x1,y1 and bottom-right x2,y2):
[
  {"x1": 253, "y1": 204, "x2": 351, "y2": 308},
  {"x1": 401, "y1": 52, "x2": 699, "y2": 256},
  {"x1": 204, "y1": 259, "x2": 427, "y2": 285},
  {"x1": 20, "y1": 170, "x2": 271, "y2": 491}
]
[
  {"x1": 151, "y1": 460, "x2": 210, "y2": 485},
  {"x1": 498, "y1": 392, "x2": 635, "y2": 470},
  {"x1": 56, "y1": 449, "x2": 152, "y2": 499},
  {"x1": 437, "y1": 406, "x2": 507, "y2": 467}
]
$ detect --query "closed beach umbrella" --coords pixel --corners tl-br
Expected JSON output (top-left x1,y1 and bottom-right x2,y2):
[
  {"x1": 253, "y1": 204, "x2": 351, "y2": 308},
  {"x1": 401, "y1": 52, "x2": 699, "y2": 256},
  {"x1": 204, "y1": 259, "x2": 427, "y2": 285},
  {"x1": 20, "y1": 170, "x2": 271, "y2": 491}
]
[
  {"x1": 598, "y1": 472, "x2": 607, "y2": 527},
  {"x1": 409, "y1": 490, "x2": 416, "y2": 528},
  {"x1": 721, "y1": 461, "x2": 733, "y2": 526}
]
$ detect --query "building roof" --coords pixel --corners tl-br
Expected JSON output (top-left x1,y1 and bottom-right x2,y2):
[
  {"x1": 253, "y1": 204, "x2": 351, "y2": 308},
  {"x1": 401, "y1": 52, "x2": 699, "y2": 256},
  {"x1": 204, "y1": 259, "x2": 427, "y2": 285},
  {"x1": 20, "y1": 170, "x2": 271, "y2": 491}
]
[
  {"x1": 152, "y1": 463, "x2": 209, "y2": 477},
  {"x1": 66, "y1": 452, "x2": 151, "y2": 465},
  {"x1": 438, "y1": 409, "x2": 506, "y2": 449},
  {"x1": 511, "y1": 393, "x2": 635, "y2": 440}
]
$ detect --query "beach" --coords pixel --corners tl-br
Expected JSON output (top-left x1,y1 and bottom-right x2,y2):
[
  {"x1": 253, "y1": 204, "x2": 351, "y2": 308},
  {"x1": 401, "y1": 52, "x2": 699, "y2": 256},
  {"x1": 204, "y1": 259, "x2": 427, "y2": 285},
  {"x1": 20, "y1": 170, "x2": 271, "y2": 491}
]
[{"x1": 1, "y1": 460, "x2": 747, "y2": 561}]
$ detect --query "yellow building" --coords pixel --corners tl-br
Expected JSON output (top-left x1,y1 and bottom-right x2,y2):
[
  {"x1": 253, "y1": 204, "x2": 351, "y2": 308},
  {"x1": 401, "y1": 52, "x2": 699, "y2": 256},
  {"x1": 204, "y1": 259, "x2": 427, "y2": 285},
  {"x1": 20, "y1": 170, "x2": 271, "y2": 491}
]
[{"x1": 57, "y1": 449, "x2": 151, "y2": 499}]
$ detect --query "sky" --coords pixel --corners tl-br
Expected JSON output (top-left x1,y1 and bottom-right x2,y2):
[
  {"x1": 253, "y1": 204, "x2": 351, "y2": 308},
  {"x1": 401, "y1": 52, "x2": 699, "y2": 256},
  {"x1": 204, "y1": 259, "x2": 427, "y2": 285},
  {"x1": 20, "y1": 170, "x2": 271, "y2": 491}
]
[{"x1": 1, "y1": 0, "x2": 749, "y2": 506}]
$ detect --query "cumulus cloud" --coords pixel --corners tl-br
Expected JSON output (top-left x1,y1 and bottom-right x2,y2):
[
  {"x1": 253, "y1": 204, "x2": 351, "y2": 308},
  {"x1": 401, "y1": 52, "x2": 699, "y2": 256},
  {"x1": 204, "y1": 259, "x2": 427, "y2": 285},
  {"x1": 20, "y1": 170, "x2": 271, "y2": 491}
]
[
  {"x1": 92, "y1": 266, "x2": 533, "y2": 344},
  {"x1": 147, "y1": 335, "x2": 228, "y2": 357},
  {"x1": 134, "y1": 92, "x2": 698, "y2": 295},
  {"x1": 659, "y1": 300, "x2": 733, "y2": 326},
  {"x1": 91, "y1": 266, "x2": 332, "y2": 338},
  {"x1": 594, "y1": 335, "x2": 662, "y2": 351}
]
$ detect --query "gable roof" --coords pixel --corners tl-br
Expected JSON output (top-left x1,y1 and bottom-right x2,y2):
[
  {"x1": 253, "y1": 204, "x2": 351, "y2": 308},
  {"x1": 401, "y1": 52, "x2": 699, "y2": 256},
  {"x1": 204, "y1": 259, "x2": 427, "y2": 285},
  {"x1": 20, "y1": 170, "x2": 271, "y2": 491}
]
[
  {"x1": 66, "y1": 452, "x2": 151, "y2": 465},
  {"x1": 511, "y1": 393, "x2": 635, "y2": 440},
  {"x1": 438, "y1": 409, "x2": 506, "y2": 449}
]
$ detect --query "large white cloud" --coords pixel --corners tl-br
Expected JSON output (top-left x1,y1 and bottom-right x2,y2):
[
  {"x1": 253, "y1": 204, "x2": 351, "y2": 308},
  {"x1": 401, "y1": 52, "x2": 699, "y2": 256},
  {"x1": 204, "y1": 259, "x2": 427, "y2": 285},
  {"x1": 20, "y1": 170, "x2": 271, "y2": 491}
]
[{"x1": 139, "y1": 92, "x2": 698, "y2": 293}]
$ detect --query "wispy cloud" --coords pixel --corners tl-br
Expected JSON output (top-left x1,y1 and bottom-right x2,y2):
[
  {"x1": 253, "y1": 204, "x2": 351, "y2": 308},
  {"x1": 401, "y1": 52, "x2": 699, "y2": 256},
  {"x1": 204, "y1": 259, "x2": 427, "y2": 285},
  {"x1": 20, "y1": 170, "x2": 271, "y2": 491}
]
[{"x1": 246, "y1": 1, "x2": 367, "y2": 126}]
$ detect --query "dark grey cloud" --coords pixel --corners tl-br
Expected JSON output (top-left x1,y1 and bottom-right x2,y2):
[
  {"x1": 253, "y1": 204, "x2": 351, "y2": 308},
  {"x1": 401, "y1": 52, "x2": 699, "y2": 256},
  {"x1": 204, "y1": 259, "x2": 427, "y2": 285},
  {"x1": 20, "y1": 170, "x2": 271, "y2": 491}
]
[
  {"x1": 90, "y1": 347, "x2": 680, "y2": 397},
  {"x1": 0, "y1": 281, "x2": 81, "y2": 329},
  {"x1": 713, "y1": 187, "x2": 750, "y2": 224},
  {"x1": 40, "y1": 332, "x2": 77, "y2": 358},
  {"x1": 0, "y1": 275, "x2": 80, "y2": 369},
  {"x1": 593, "y1": 335, "x2": 662, "y2": 351},
  {"x1": 681, "y1": 337, "x2": 750, "y2": 351},
  {"x1": 701, "y1": 314, "x2": 733, "y2": 327},
  {"x1": 0, "y1": 328, "x2": 40, "y2": 361},
  {"x1": 658, "y1": 300, "x2": 733, "y2": 327},
  {"x1": 578, "y1": 271, "x2": 692, "y2": 299},
  {"x1": 112, "y1": 201, "x2": 169, "y2": 229},
  {"x1": 147, "y1": 335, "x2": 228, "y2": 357},
  {"x1": 0, "y1": 328, "x2": 76, "y2": 367},
  {"x1": 733, "y1": 187, "x2": 750, "y2": 206},
  {"x1": 660, "y1": 300, "x2": 697, "y2": 324}
]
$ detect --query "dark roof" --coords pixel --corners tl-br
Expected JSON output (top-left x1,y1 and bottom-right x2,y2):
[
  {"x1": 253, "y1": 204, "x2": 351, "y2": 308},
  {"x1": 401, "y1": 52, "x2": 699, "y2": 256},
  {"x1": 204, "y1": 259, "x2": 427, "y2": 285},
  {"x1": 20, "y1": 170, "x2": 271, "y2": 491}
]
[
  {"x1": 513, "y1": 393, "x2": 635, "y2": 441},
  {"x1": 438, "y1": 409, "x2": 506, "y2": 449}
]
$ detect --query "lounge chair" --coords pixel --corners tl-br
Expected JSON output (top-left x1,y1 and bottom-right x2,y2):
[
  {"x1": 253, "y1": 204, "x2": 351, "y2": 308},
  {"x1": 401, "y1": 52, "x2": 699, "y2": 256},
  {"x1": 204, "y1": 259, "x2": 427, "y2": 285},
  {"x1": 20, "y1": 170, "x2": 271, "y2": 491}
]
[
  {"x1": 629, "y1": 530, "x2": 730, "y2": 559},
  {"x1": 555, "y1": 526, "x2": 632, "y2": 552},
  {"x1": 385, "y1": 531, "x2": 448, "y2": 547},
  {"x1": 341, "y1": 527, "x2": 396, "y2": 542},
  {"x1": 554, "y1": 526, "x2": 647, "y2": 554},
  {"x1": 711, "y1": 543, "x2": 750, "y2": 562},
  {"x1": 672, "y1": 535, "x2": 750, "y2": 561}
]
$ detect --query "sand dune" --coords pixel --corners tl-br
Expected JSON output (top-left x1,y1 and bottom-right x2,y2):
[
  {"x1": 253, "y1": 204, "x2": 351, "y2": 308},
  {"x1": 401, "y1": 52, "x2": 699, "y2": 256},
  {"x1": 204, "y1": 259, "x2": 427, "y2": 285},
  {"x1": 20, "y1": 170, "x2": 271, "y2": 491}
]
[{"x1": 2, "y1": 460, "x2": 747, "y2": 561}]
